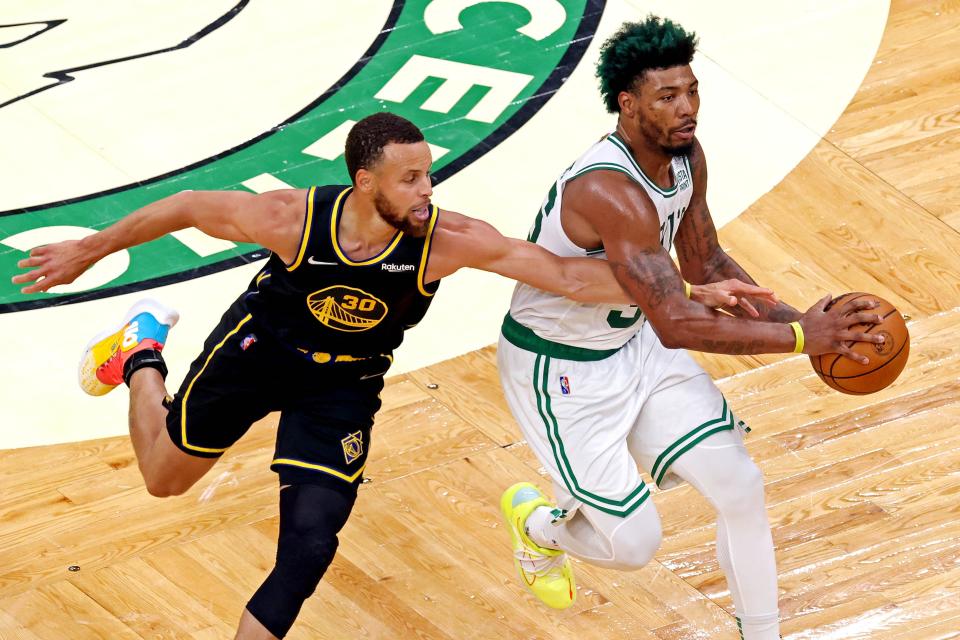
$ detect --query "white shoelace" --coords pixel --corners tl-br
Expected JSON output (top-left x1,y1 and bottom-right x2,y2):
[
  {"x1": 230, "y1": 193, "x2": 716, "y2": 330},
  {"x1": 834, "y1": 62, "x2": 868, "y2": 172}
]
[{"x1": 512, "y1": 523, "x2": 566, "y2": 577}]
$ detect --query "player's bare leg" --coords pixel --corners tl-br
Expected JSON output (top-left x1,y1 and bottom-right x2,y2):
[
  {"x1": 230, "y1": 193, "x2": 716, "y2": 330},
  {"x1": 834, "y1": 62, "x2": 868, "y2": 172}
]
[
  {"x1": 79, "y1": 298, "x2": 217, "y2": 496},
  {"x1": 127, "y1": 368, "x2": 217, "y2": 496},
  {"x1": 235, "y1": 609, "x2": 278, "y2": 640}
]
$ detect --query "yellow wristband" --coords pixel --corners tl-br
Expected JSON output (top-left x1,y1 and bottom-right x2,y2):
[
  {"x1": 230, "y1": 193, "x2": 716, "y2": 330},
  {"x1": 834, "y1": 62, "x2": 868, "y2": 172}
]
[
  {"x1": 683, "y1": 280, "x2": 692, "y2": 299},
  {"x1": 790, "y1": 321, "x2": 804, "y2": 354}
]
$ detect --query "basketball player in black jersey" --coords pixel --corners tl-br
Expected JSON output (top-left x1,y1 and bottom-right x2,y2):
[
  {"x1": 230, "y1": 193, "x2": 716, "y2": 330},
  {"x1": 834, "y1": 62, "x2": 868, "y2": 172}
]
[{"x1": 13, "y1": 113, "x2": 776, "y2": 639}]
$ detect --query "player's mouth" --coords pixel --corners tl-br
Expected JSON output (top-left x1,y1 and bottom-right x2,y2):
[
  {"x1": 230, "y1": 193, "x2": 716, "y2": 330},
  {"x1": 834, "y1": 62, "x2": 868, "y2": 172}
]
[
  {"x1": 411, "y1": 203, "x2": 431, "y2": 220},
  {"x1": 672, "y1": 123, "x2": 696, "y2": 141}
]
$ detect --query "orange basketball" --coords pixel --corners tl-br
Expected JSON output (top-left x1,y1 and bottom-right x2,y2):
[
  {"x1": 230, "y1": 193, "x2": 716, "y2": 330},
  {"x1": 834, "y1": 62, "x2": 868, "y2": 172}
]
[{"x1": 809, "y1": 292, "x2": 910, "y2": 395}]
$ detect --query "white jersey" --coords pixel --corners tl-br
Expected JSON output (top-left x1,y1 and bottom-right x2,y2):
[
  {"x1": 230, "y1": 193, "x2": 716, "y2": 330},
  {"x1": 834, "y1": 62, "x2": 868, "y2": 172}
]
[{"x1": 506, "y1": 132, "x2": 693, "y2": 354}]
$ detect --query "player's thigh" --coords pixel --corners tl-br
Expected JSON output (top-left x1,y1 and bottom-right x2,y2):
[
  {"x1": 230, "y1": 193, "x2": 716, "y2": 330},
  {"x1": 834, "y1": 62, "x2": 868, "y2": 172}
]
[
  {"x1": 271, "y1": 369, "x2": 384, "y2": 488},
  {"x1": 498, "y1": 337, "x2": 650, "y2": 518},
  {"x1": 164, "y1": 306, "x2": 280, "y2": 460},
  {"x1": 629, "y1": 367, "x2": 749, "y2": 490},
  {"x1": 144, "y1": 428, "x2": 221, "y2": 492}
]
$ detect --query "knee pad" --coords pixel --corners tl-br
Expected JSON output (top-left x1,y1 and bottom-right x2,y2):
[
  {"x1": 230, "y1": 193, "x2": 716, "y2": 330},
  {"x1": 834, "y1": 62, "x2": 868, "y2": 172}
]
[{"x1": 247, "y1": 483, "x2": 357, "y2": 638}]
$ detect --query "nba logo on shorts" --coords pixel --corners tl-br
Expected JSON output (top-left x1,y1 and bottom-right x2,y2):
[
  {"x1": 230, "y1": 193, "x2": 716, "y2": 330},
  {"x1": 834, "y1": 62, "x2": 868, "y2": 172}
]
[{"x1": 559, "y1": 376, "x2": 571, "y2": 395}]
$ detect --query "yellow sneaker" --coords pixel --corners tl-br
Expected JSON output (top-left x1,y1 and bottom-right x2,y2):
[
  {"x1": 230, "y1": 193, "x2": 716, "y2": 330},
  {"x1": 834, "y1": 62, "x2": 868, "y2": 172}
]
[{"x1": 500, "y1": 482, "x2": 576, "y2": 609}]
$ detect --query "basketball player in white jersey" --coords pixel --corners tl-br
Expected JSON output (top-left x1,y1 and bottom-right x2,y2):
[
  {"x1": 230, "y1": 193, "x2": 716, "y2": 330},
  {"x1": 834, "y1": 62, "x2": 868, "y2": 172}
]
[{"x1": 497, "y1": 16, "x2": 885, "y2": 640}]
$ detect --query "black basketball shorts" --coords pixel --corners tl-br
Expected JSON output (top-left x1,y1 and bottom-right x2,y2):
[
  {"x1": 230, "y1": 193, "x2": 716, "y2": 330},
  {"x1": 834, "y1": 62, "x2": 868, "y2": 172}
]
[{"x1": 164, "y1": 300, "x2": 388, "y2": 487}]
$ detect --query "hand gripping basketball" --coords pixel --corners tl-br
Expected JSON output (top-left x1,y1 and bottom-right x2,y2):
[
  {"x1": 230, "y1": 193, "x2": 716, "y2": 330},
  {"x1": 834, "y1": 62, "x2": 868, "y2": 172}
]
[
  {"x1": 806, "y1": 292, "x2": 910, "y2": 394},
  {"x1": 798, "y1": 294, "x2": 886, "y2": 365}
]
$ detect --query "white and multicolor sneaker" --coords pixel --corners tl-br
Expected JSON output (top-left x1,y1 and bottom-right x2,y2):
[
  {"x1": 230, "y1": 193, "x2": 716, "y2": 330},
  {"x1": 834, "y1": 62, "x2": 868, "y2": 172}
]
[
  {"x1": 78, "y1": 299, "x2": 179, "y2": 396},
  {"x1": 500, "y1": 482, "x2": 576, "y2": 609}
]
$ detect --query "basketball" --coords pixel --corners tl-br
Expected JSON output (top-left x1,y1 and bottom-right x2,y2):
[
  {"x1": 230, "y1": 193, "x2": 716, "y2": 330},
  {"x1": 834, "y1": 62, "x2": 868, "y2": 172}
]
[{"x1": 809, "y1": 292, "x2": 910, "y2": 394}]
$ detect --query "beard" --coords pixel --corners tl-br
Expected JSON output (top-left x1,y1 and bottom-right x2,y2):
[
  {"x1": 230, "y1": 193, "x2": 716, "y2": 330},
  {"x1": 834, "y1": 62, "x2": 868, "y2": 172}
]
[
  {"x1": 373, "y1": 190, "x2": 429, "y2": 237},
  {"x1": 637, "y1": 118, "x2": 696, "y2": 158},
  {"x1": 662, "y1": 141, "x2": 695, "y2": 157}
]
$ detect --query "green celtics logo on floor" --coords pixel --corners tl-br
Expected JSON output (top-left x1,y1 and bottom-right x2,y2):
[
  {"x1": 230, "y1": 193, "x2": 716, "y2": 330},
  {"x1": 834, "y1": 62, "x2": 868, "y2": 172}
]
[{"x1": 0, "y1": 0, "x2": 604, "y2": 313}]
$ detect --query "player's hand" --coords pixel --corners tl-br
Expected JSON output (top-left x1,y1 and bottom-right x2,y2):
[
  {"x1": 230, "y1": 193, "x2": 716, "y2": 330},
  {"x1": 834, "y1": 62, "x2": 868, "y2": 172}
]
[
  {"x1": 799, "y1": 294, "x2": 885, "y2": 364},
  {"x1": 11, "y1": 240, "x2": 93, "y2": 294},
  {"x1": 689, "y1": 279, "x2": 778, "y2": 317}
]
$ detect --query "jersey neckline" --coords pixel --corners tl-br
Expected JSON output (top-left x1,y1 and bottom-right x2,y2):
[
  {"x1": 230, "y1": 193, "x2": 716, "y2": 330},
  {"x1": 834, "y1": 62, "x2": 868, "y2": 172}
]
[
  {"x1": 607, "y1": 132, "x2": 680, "y2": 196},
  {"x1": 330, "y1": 187, "x2": 404, "y2": 266}
]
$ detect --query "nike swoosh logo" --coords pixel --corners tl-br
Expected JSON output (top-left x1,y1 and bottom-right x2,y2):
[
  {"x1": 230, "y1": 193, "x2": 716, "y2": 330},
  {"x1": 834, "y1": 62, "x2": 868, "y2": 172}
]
[{"x1": 307, "y1": 256, "x2": 339, "y2": 266}]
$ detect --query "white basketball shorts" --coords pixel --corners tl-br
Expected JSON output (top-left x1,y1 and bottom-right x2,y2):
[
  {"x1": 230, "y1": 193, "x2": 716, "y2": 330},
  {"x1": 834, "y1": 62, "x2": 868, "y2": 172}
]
[{"x1": 498, "y1": 318, "x2": 748, "y2": 518}]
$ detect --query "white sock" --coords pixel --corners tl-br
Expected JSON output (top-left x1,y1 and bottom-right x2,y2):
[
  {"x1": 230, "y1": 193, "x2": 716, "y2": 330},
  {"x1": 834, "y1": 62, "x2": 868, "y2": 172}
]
[
  {"x1": 737, "y1": 613, "x2": 781, "y2": 640},
  {"x1": 524, "y1": 506, "x2": 562, "y2": 550}
]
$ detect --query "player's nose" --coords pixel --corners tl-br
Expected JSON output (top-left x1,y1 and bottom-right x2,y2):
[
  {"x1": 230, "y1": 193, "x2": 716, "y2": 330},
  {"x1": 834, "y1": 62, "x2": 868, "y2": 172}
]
[{"x1": 419, "y1": 175, "x2": 433, "y2": 198}]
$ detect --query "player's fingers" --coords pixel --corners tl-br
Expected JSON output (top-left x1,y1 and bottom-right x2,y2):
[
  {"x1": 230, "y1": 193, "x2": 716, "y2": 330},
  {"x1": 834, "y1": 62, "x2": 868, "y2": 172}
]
[
  {"x1": 848, "y1": 299, "x2": 881, "y2": 311},
  {"x1": 19, "y1": 276, "x2": 51, "y2": 294},
  {"x1": 732, "y1": 284, "x2": 778, "y2": 306},
  {"x1": 814, "y1": 294, "x2": 833, "y2": 311},
  {"x1": 753, "y1": 291, "x2": 779, "y2": 305},
  {"x1": 730, "y1": 282, "x2": 775, "y2": 298},
  {"x1": 16, "y1": 255, "x2": 45, "y2": 269},
  {"x1": 837, "y1": 344, "x2": 870, "y2": 366},
  {"x1": 738, "y1": 298, "x2": 760, "y2": 317},
  {"x1": 846, "y1": 312, "x2": 884, "y2": 326},
  {"x1": 11, "y1": 269, "x2": 44, "y2": 285},
  {"x1": 846, "y1": 330, "x2": 885, "y2": 345}
]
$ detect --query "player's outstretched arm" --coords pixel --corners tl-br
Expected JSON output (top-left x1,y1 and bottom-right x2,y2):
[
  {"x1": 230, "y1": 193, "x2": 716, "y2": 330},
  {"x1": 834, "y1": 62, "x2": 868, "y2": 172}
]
[
  {"x1": 12, "y1": 189, "x2": 306, "y2": 294},
  {"x1": 673, "y1": 139, "x2": 802, "y2": 323},
  {"x1": 425, "y1": 210, "x2": 632, "y2": 303},
  {"x1": 425, "y1": 210, "x2": 779, "y2": 310},
  {"x1": 565, "y1": 170, "x2": 884, "y2": 362}
]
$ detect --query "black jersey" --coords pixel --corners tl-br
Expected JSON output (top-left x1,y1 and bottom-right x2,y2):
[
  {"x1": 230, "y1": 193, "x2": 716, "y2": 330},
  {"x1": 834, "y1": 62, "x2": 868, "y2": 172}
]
[{"x1": 243, "y1": 185, "x2": 440, "y2": 360}]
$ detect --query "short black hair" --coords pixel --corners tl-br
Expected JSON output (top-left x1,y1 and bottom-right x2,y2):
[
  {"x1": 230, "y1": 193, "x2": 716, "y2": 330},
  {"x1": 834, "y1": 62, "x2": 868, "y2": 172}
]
[
  {"x1": 596, "y1": 16, "x2": 698, "y2": 113},
  {"x1": 344, "y1": 112, "x2": 425, "y2": 183}
]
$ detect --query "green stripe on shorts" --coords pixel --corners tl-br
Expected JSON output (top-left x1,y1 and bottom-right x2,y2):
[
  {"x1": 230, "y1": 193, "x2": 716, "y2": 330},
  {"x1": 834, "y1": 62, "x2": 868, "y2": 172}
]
[
  {"x1": 650, "y1": 398, "x2": 735, "y2": 486},
  {"x1": 533, "y1": 354, "x2": 649, "y2": 517}
]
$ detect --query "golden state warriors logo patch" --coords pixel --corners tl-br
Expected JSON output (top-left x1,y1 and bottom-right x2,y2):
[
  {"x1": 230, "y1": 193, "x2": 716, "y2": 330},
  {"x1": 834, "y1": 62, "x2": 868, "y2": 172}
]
[
  {"x1": 307, "y1": 285, "x2": 388, "y2": 332},
  {"x1": 341, "y1": 431, "x2": 364, "y2": 465}
]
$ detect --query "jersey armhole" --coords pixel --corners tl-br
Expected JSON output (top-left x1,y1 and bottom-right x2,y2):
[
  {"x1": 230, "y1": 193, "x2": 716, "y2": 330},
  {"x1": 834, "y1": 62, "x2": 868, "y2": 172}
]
[
  {"x1": 285, "y1": 186, "x2": 317, "y2": 271},
  {"x1": 417, "y1": 205, "x2": 441, "y2": 296},
  {"x1": 557, "y1": 166, "x2": 639, "y2": 257}
]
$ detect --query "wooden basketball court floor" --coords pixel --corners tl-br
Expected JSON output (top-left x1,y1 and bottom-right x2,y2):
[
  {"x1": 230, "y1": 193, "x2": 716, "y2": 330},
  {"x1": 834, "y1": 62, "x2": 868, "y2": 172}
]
[{"x1": 2, "y1": 1, "x2": 960, "y2": 638}]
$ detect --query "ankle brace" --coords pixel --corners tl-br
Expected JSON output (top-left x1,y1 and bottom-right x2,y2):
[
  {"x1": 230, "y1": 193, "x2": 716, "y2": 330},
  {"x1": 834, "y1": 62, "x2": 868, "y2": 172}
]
[{"x1": 123, "y1": 349, "x2": 168, "y2": 386}]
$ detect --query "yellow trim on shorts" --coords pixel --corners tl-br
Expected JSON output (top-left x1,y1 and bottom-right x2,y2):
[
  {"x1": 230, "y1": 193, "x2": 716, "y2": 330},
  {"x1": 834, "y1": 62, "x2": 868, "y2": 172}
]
[
  {"x1": 286, "y1": 186, "x2": 317, "y2": 271},
  {"x1": 272, "y1": 458, "x2": 366, "y2": 482},
  {"x1": 180, "y1": 314, "x2": 253, "y2": 454},
  {"x1": 417, "y1": 205, "x2": 440, "y2": 296},
  {"x1": 330, "y1": 187, "x2": 404, "y2": 265}
]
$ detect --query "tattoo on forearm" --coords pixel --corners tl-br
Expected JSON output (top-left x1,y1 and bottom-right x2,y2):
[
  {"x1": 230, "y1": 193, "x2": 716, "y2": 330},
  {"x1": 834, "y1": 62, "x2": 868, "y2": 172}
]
[
  {"x1": 611, "y1": 248, "x2": 682, "y2": 309},
  {"x1": 766, "y1": 305, "x2": 802, "y2": 323},
  {"x1": 699, "y1": 338, "x2": 767, "y2": 355}
]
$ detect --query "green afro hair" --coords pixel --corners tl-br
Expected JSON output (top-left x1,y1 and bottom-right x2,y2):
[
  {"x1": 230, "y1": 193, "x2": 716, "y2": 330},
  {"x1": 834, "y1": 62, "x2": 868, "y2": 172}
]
[{"x1": 596, "y1": 16, "x2": 698, "y2": 113}]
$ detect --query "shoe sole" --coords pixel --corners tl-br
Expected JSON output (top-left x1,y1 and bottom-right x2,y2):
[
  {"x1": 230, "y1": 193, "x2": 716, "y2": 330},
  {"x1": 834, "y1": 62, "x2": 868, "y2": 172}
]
[{"x1": 78, "y1": 298, "x2": 180, "y2": 396}]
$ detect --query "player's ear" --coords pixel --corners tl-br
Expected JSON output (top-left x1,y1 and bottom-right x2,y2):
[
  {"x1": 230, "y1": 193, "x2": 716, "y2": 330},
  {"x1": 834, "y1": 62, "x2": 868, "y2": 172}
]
[
  {"x1": 619, "y1": 89, "x2": 645, "y2": 119},
  {"x1": 618, "y1": 74, "x2": 643, "y2": 116},
  {"x1": 355, "y1": 168, "x2": 374, "y2": 194}
]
